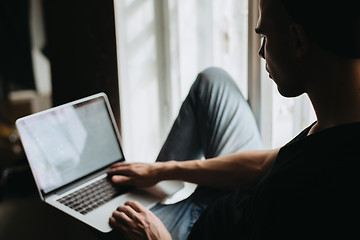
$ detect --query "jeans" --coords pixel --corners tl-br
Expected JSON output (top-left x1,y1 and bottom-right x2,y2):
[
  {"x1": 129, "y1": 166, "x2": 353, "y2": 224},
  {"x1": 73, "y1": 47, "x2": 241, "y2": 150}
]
[{"x1": 150, "y1": 67, "x2": 262, "y2": 240}]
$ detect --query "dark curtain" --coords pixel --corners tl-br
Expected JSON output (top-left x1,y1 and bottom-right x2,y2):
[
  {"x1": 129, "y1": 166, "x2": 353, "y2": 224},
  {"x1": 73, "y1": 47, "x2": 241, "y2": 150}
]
[
  {"x1": 42, "y1": 0, "x2": 121, "y2": 127},
  {"x1": 0, "y1": 0, "x2": 35, "y2": 100}
]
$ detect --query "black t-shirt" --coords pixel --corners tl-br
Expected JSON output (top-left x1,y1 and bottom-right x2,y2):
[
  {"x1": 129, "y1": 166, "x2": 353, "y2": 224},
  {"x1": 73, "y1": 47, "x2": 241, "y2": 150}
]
[{"x1": 188, "y1": 123, "x2": 360, "y2": 239}]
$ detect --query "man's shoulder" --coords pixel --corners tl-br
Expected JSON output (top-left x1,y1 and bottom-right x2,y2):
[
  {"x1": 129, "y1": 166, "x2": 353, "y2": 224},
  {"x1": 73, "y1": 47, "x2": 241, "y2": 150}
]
[
  {"x1": 258, "y1": 121, "x2": 360, "y2": 201},
  {"x1": 277, "y1": 122, "x2": 360, "y2": 163}
]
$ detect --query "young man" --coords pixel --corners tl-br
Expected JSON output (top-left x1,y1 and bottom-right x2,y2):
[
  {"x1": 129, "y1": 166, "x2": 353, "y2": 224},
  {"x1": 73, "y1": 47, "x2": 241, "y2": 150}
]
[{"x1": 107, "y1": 0, "x2": 360, "y2": 239}]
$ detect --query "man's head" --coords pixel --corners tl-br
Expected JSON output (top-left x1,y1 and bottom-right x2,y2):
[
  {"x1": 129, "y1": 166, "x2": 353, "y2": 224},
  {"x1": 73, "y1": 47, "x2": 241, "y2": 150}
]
[
  {"x1": 280, "y1": 0, "x2": 360, "y2": 59},
  {"x1": 256, "y1": 0, "x2": 360, "y2": 97}
]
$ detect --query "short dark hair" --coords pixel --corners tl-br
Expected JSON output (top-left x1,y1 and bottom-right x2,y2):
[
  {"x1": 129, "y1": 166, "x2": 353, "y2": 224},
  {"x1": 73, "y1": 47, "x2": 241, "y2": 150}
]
[{"x1": 280, "y1": 0, "x2": 360, "y2": 59}]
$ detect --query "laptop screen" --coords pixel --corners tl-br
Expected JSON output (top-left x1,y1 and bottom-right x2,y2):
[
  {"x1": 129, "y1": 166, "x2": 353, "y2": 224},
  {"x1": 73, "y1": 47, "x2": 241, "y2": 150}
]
[{"x1": 16, "y1": 94, "x2": 124, "y2": 194}]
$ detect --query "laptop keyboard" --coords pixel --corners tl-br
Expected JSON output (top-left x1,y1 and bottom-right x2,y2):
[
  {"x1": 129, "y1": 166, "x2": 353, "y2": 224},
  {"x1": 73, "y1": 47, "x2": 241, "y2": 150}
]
[{"x1": 57, "y1": 177, "x2": 131, "y2": 215}]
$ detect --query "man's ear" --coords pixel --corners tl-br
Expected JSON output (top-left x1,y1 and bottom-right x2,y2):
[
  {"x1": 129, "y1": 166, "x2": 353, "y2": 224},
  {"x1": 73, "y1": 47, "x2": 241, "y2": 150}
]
[{"x1": 289, "y1": 24, "x2": 310, "y2": 57}]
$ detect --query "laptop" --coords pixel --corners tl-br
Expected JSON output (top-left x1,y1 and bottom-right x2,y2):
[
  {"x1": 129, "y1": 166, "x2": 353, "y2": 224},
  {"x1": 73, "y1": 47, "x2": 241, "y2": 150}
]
[{"x1": 15, "y1": 92, "x2": 184, "y2": 233}]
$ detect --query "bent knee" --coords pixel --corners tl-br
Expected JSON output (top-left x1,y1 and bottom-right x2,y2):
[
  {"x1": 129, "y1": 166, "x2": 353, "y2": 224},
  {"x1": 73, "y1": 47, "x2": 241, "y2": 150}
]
[{"x1": 194, "y1": 67, "x2": 241, "y2": 95}]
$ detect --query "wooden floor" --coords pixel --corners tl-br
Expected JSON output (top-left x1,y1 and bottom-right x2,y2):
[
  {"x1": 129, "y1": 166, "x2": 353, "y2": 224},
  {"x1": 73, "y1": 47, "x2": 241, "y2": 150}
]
[
  {"x1": 0, "y1": 167, "x2": 100, "y2": 240},
  {"x1": 0, "y1": 195, "x2": 100, "y2": 240}
]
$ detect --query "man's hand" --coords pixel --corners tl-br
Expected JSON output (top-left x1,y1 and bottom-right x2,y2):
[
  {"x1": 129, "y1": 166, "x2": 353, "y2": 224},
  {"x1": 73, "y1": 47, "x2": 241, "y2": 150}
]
[
  {"x1": 109, "y1": 200, "x2": 172, "y2": 240},
  {"x1": 107, "y1": 162, "x2": 162, "y2": 188}
]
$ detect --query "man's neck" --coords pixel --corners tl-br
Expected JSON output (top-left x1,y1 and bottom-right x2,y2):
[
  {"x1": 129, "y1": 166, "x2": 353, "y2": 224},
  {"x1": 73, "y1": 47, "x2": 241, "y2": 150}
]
[{"x1": 307, "y1": 59, "x2": 360, "y2": 135}]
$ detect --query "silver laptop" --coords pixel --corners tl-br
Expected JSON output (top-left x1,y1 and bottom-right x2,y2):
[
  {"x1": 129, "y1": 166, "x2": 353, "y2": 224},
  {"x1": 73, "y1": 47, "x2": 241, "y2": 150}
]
[{"x1": 15, "y1": 92, "x2": 183, "y2": 233}]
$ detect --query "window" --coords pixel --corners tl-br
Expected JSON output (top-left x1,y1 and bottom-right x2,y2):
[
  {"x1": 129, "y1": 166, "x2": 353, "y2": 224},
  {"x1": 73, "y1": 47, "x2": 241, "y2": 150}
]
[{"x1": 113, "y1": 0, "x2": 316, "y2": 162}]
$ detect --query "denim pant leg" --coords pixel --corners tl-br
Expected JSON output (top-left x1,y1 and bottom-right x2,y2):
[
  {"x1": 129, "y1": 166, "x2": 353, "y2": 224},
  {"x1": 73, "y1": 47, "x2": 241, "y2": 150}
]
[
  {"x1": 151, "y1": 67, "x2": 262, "y2": 240},
  {"x1": 156, "y1": 67, "x2": 261, "y2": 162}
]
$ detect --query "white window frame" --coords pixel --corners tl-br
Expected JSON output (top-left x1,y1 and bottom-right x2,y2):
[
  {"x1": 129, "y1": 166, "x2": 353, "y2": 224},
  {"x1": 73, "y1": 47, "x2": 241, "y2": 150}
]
[{"x1": 113, "y1": 0, "x2": 316, "y2": 162}]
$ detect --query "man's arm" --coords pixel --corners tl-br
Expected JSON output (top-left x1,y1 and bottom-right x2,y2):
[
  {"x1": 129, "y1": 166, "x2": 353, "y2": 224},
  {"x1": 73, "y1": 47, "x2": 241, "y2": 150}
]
[
  {"x1": 160, "y1": 148, "x2": 279, "y2": 189},
  {"x1": 108, "y1": 148, "x2": 279, "y2": 189}
]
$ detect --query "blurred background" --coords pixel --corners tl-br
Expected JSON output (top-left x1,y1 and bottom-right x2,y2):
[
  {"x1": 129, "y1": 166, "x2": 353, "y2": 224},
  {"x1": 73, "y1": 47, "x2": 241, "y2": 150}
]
[
  {"x1": 1, "y1": 0, "x2": 118, "y2": 239},
  {"x1": 0, "y1": 0, "x2": 315, "y2": 239}
]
